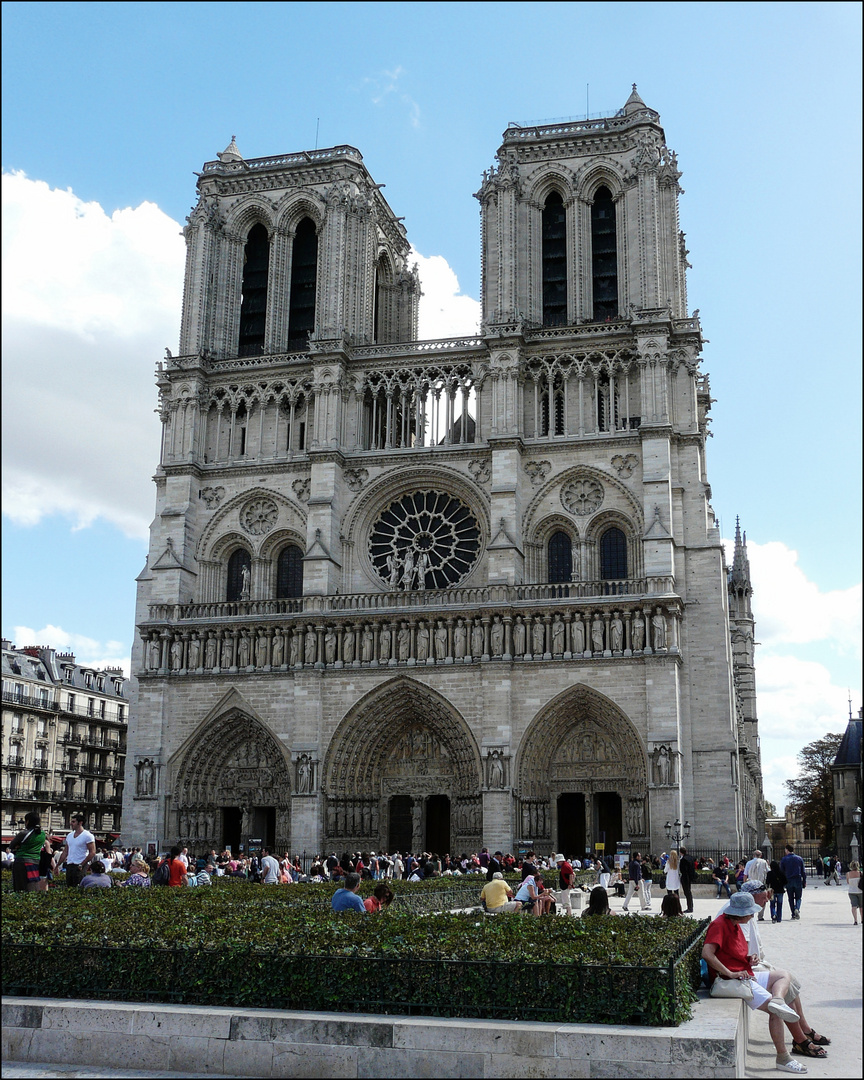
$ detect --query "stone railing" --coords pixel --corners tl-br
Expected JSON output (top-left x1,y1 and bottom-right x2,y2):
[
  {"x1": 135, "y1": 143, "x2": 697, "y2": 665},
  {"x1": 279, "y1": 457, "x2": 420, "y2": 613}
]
[
  {"x1": 139, "y1": 595, "x2": 681, "y2": 676},
  {"x1": 147, "y1": 578, "x2": 673, "y2": 624},
  {"x1": 201, "y1": 145, "x2": 364, "y2": 172},
  {"x1": 501, "y1": 108, "x2": 659, "y2": 142},
  {"x1": 352, "y1": 336, "x2": 484, "y2": 361}
]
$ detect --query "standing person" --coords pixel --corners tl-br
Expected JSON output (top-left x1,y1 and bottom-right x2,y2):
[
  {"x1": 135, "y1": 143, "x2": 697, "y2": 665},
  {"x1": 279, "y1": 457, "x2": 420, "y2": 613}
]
[
  {"x1": 745, "y1": 849, "x2": 770, "y2": 888},
  {"x1": 829, "y1": 856, "x2": 841, "y2": 886},
  {"x1": 10, "y1": 812, "x2": 47, "y2": 893},
  {"x1": 678, "y1": 846, "x2": 696, "y2": 912},
  {"x1": 555, "y1": 853, "x2": 575, "y2": 913},
  {"x1": 821, "y1": 855, "x2": 832, "y2": 884},
  {"x1": 54, "y1": 814, "x2": 96, "y2": 888},
  {"x1": 639, "y1": 853, "x2": 654, "y2": 910},
  {"x1": 622, "y1": 852, "x2": 648, "y2": 912},
  {"x1": 165, "y1": 846, "x2": 187, "y2": 886},
  {"x1": 664, "y1": 849, "x2": 681, "y2": 896},
  {"x1": 767, "y1": 860, "x2": 788, "y2": 922},
  {"x1": 260, "y1": 847, "x2": 281, "y2": 884},
  {"x1": 846, "y1": 861, "x2": 861, "y2": 926},
  {"x1": 780, "y1": 845, "x2": 806, "y2": 920}
]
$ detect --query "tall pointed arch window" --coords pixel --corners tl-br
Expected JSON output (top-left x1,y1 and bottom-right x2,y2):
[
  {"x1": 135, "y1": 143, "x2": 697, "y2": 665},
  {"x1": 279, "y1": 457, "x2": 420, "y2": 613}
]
[
  {"x1": 226, "y1": 548, "x2": 252, "y2": 602},
  {"x1": 542, "y1": 191, "x2": 567, "y2": 326},
  {"x1": 276, "y1": 544, "x2": 303, "y2": 598},
  {"x1": 548, "y1": 530, "x2": 573, "y2": 583},
  {"x1": 238, "y1": 224, "x2": 269, "y2": 356},
  {"x1": 288, "y1": 217, "x2": 318, "y2": 350},
  {"x1": 591, "y1": 186, "x2": 618, "y2": 321},
  {"x1": 373, "y1": 253, "x2": 391, "y2": 343},
  {"x1": 599, "y1": 527, "x2": 627, "y2": 580}
]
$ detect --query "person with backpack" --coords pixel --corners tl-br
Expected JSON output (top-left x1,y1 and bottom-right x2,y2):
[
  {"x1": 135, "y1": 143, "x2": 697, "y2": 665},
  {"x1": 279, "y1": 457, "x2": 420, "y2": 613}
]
[{"x1": 154, "y1": 846, "x2": 186, "y2": 886}]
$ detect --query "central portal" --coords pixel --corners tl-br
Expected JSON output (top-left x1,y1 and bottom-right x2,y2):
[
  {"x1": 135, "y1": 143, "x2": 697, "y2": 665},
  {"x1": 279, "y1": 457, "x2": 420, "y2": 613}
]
[
  {"x1": 388, "y1": 795, "x2": 413, "y2": 853},
  {"x1": 426, "y1": 794, "x2": 450, "y2": 855},
  {"x1": 557, "y1": 793, "x2": 586, "y2": 858}
]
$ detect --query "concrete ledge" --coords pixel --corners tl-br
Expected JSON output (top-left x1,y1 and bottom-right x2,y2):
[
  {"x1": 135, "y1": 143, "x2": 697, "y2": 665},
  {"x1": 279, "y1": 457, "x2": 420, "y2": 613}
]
[{"x1": 2, "y1": 997, "x2": 746, "y2": 1078}]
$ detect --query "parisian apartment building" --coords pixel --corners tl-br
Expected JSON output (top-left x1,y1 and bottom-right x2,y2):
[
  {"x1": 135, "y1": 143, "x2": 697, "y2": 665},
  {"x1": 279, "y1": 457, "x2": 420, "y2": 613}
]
[{"x1": 1, "y1": 641, "x2": 128, "y2": 846}]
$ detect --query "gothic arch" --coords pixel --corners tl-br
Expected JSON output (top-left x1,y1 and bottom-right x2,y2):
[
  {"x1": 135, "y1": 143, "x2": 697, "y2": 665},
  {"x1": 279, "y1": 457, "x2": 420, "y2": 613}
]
[
  {"x1": 168, "y1": 699, "x2": 293, "y2": 849},
  {"x1": 196, "y1": 487, "x2": 307, "y2": 562},
  {"x1": 224, "y1": 198, "x2": 276, "y2": 240},
  {"x1": 323, "y1": 676, "x2": 482, "y2": 797},
  {"x1": 525, "y1": 166, "x2": 577, "y2": 206},
  {"x1": 276, "y1": 194, "x2": 326, "y2": 235},
  {"x1": 516, "y1": 683, "x2": 647, "y2": 800},
  {"x1": 574, "y1": 159, "x2": 627, "y2": 202},
  {"x1": 522, "y1": 463, "x2": 643, "y2": 538}
]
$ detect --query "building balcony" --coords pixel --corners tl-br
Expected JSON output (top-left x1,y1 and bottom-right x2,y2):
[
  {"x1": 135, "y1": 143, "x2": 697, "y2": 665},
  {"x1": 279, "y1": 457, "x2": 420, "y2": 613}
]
[
  {"x1": 5, "y1": 758, "x2": 26, "y2": 769},
  {"x1": 60, "y1": 762, "x2": 80, "y2": 774},
  {"x1": 61, "y1": 734, "x2": 85, "y2": 746},
  {"x1": 59, "y1": 701, "x2": 127, "y2": 721},
  {"x1": 2, "y1": 691, "x2": 57, "y2": 713},
  {"x1": 140, "y1": 581, "x2": 682, "y2": 676}
]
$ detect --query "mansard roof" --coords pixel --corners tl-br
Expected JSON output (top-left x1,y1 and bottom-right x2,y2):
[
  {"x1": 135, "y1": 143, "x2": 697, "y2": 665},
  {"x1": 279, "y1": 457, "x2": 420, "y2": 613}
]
[{"x1": 833, "y1": 714, "x2": 863, "y2": 769}]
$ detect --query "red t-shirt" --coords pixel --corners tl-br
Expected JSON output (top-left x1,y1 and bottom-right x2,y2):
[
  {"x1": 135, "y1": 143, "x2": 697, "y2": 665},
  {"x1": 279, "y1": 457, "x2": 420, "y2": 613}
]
[
  {"x1": 168, "y1": 858, "x2": 186, "y2": 887},
  {"x1": 558, "y1": 861, "x2": 575, "y2": 887},
  {"x1": 704, "y1": 915, "x2": 752, "y2": 983},
  {"x1": 364, "y1": 896, "x2": 381, "y2": 913}
]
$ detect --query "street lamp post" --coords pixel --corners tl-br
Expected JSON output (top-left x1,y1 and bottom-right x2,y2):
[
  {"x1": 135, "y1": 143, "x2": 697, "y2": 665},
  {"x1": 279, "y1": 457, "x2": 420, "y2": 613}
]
[
  {"x1": 851, "y1": 807, "x2": 861, "y2": 867},
  {"x1": 664, "y1": 819, "x2": 691, "y2": 847}
]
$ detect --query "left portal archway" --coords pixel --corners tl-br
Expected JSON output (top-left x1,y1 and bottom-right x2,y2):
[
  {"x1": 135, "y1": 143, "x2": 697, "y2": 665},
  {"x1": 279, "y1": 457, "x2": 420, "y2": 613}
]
[
  {"x1": 323, "y1": 678, "x2": 481, "y2": 855},
  {"x1": 170, "y1": 708, "x2": 292, "y2": 853}
]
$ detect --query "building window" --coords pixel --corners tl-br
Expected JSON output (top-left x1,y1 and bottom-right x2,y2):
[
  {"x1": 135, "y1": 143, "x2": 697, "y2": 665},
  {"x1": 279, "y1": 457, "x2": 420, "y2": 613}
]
[
  {"x1": 238, "y1": 223, "x2": 269, "y2": 356},
  {"x1": 36, "y1": 720, "x2": 47, "y2": 737},
  {"x1": 118, "y1": 705, "x2": 125, "y2": 722},
  {"x1": 837, "y1": 807, "x2": 845, "y2": 824},
  {"x1": 12, "y1": 714, "x2": 24, "y2": 734},
  {"x1": 591, "y1": 186, "x2": 618, "y2": 321},
  {"x1": 67, "y1": 694, "x2": 75, "y2": 712},
  {"x1": 288, "y1": 217, "x2": 318, "y2": 349},
  {"x1": 548, "y1": 531, "x2": 573, "y2": 583},
  {"x1": 599, "y1": 527, "x2": 628, "y2": 580},
  {"x1": 99, "y1": 701, "x2": 106, "y2": 719},
  {"x1": 542, "y1": 191, "x2": 567, "y2": 327},
  {"x1": 226, "y1": 548, "x2": 252, "y2": 602},
  {"x1": 276, "y1": 544, "x2": 304, "y2": 599},
  {"x1": 87, "y1": 699, "x2": 95, "y2": 717}
]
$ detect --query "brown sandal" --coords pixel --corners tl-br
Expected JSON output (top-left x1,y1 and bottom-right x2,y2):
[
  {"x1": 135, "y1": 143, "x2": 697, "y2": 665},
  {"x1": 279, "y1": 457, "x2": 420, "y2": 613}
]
[
  {"x1": 803, "y1": 1029, "x2": 830, "y2": 1045},
  {"x1": 791, "y1": 1041, "x2": 827, "y2": 1059}
]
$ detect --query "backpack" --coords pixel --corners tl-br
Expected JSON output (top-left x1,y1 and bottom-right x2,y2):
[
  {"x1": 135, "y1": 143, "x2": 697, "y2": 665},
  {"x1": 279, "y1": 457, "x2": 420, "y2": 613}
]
[{"x1": 152, "y1": 859, "x2": 170, "y2": 886}]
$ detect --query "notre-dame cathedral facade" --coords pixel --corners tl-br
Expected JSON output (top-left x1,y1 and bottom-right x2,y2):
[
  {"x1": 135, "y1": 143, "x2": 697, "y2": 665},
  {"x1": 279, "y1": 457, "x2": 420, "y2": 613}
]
[{"x1": 125, "y1": 87, "x2": 764, "y2": 858}]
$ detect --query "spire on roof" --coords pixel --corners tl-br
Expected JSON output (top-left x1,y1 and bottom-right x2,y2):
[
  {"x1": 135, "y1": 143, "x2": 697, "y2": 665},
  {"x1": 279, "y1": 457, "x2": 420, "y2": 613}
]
[
  {"x1": 729, "y1": 516, "x2": 752, "y2": 594},
  {"x1": 624, "y1": 83, "x2": 646, "y2": 115},
  {"x1": 217, "y1": 135, "x2": 243, "y2": 163}
]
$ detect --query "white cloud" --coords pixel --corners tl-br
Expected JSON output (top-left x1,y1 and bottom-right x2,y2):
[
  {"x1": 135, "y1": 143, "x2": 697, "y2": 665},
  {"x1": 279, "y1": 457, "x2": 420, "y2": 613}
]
[
  {"x1": 11, "y1": 623, "x2": 130, "y2": 678},
  {"x1": 412, "y1": 247, "x2": 481, "y2": 339},
  {"x1": 1, "y1": 171, "x2": 185, "y2": 539},
  {"x1": 362, "y1": 66, "x2": 421, "y2": 127}
]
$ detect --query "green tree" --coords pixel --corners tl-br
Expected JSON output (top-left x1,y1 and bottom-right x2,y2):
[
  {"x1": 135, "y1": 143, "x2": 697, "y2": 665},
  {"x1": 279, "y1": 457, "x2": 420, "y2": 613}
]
[
  {"x1": 762, "y1": 799, "x2": 778, "y2": 818},
  {"x1": 785, "y1": 733, "x2": 843, "y2": 848}
]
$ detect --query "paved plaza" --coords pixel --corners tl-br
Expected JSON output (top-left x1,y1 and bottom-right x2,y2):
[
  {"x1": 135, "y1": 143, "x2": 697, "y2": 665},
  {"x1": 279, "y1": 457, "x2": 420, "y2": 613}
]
[{"x1": 4, "y1": 877, "x2": 861, "y2": 1079}]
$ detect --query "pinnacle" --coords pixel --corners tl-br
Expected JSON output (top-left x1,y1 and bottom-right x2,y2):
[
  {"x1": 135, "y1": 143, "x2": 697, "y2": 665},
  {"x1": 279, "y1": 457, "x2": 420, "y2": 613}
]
[{"x1": 624, "y1": 84, "x2": 647, "y2": 114}]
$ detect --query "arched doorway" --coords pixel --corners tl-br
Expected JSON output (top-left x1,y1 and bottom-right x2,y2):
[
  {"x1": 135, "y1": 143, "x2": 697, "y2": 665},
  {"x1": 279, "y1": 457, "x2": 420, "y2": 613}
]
[
  {"x1": 323, "y1": 678, "x2": 481, "y2": 855},
  {"x1": 170, "y1": 707, "x2": 292, "y2": 854},
  {"x1": 517, "y1": 684, "x2": 648, "y2": 859}
]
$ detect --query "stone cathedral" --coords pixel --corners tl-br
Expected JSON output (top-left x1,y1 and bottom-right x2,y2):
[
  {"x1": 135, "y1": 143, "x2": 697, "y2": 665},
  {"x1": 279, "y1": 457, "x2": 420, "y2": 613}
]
[{"x1": 125, "y1": 87, "x2": 764, "y2": 859}]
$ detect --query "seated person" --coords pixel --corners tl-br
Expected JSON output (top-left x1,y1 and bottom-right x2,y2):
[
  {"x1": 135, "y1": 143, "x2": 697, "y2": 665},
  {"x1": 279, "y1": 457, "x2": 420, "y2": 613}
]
[
  {"x1": 364, "y1": 882, "x2": 394, "y2": 912},
  {"x1": 515, "y1": 871, "x2": 555, "y2": 915},
  {"x1": 331, "y1": 871, "x2": 367, "y2": 913},
  {"x1": 196, "y1": 866, "x2": 212, "y2": 886},
  {"x1": 660, "y1": 894, "x2": 683, "y2": 917},
  {"x1": 582, "y1": 885, "x2": 616, "y2": 917},
  {"x1": 79, "y1": 859, "x2": 112, "y2": 889},
  {"x1": 120, "y1": 857, "x2": 151, "y2": 887},
  {"x1": 702, "y1": 892, "x2": 829, "y2": 1071},
  {"x1": 480, "y1": 872, "x2": 522, "y2": 914}
]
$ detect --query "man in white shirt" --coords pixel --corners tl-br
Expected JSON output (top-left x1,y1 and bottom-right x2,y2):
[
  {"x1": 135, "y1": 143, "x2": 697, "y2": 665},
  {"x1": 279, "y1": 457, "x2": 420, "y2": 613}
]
[
  {"x1": 260, "y1": 847, "x2": 281, "y2": 885},
  {"x1": 744, "y1": 849, "x2": 770, "y2": 920},
  {"x1": 54, "y1": 814, "x2": 96, "y2": 888},
  {"x1": 177, "y1": 847, "x2": 189, "y2": 868}
]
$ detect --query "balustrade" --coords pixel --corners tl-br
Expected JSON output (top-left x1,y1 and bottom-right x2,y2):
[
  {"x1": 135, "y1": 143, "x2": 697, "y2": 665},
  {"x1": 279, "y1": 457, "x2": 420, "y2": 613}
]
[{"x1": 140, "y1": 596, "x2": 680, "y2": 676}]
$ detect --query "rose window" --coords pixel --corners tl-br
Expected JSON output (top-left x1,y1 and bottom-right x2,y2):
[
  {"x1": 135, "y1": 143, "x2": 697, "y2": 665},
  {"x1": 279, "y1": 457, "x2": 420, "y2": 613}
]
[
  {"x1": 561, "y1": 478, "x2": 604, "y2": 516},
  {"x1": 369, "y1": 490, "x2": 481, "y2": 590},
  {"x1": 240, "y1": 497, "x2": 278, "y2": 536}
]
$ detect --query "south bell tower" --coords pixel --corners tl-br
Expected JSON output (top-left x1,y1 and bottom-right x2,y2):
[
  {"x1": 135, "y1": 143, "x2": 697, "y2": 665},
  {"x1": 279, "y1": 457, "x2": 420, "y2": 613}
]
[{"x1": 126, "y1": 89, "x2": 762, "y2": 860}]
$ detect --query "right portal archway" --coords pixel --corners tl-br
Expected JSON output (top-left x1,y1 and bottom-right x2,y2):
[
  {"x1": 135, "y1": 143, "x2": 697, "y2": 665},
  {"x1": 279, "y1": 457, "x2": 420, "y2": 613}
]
[{"x1": 517, "y1": 685, "x2": 648, "y2": 859}]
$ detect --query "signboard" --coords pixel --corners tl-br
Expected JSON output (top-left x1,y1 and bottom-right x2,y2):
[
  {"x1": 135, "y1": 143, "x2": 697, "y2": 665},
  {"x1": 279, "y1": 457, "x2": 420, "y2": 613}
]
[{"x1": 594, "y1": 843, "x2": 605, "y2": 852}]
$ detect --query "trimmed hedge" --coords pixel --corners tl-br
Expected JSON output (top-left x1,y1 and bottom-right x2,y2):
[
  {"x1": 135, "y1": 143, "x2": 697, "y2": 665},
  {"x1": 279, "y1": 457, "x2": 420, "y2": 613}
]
[{"x1": 2, "y1": 882, "x2": 707, "y2": 1025}]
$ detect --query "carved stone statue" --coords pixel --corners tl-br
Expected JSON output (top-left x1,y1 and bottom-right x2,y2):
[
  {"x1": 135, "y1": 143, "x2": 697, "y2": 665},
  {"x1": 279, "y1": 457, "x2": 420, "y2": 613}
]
[
  {"x1": 297, "y1": 755, "x2": 312, "y2": 794},
  {"x1": 471, "y1": 621, "x2": 484, "y2": 657},
  {"x1": 631, "y1": 612, "x2": 645, "y2": 651},
  {"x1": 610, "y1": 614, "x2": 624, "y2": 652},
  {"x1": 170, "y1": 638, "x2": 183, "y2": 670},
  {"x1": 204, "y1": 633, "x2": 217, "y2": 669},
  {"x1": 512, "y1": 617, "x2": 526, "y2": 656},
  {"x1": 187, "y1": 635, "x2": 201, "y2": 669},
  {"x1": 148, "y1": 636, "x2": 161, "y2": 670},
  {"x1": 361, "y1": 626, "x2": 374, "y2": 662},
  {"x1": 304, "y1": 626, "x2": 317, "y2": 665},
  {"x1": 137, "y1": 758, "x2": 155, "y2": 796},
  {"x1": 342, "y1": 626, "x2": 355, "y2": 664},
  {"x1": 652, "y1": 610, "x2": 667, "y2": 650},
  {"x1": 255, "y1": 632, "x2": 267, "y2": 667},
  {"x1": 572, "y1": 617, "x2": 585, "y2": 654},
  {"x1": 454, "y1": 619, "x2": 467, "y2": 658},
  {"x1": 237, "y1": 631, "x2": 250, "y2": 668},
  {"x1": 271, "y1": 630, "x2": 284, "y2": 667},
  {"x1": 289, "y1": 630, "x2": 300, "y2": 667},
  {"x1": 591, "y1": 616, "x2": 605, "y2": 652},
  {"x1": 416, "y1": 622, "x2": 429, "y2": 661},
  {"x1": 324, "y1": 628, "x2": 337, "y2": 664},
  {"x1": 626, "y1": 799, "x2": 645, "y2": 837},
  {"x1": 552, "y1": 617, "x2": 565, "y2": 655},
  {"x1": 490, "y1": 616, "x2": 504, "y2": 656},
  {"x1": 222, "y1": 634, "x2": 235, "y2": 668},
  {"x1": 400, "y1": 548, "x2": 415, "y2": 590},
  {"x1": 397, "y1": 624, "x2": 410, "y2": 661},
  {"x1": 532, "y1": 618, "x2": 545, "y2": 655},
  {"x1": 386, "y1": 550, "x2": 401, "y2": 588},
  {"x1": 488, "y1": 750, "x2": 505, "y2": 789},
  {"x1": 240, "y1": 563, "x2": 251, "y2": 601},
  {"x1": 655, "y1": 745, "x2": 672, "y2": 786},
  {"x1": 416, "y1": 551, "x2": 430, "y2": 591},
  {"x1": 434, "y1": 621, "x2": 448, "y2": 660},
  {"x1": 379, "y1": 624, "x2": 392, "y2": 661}
]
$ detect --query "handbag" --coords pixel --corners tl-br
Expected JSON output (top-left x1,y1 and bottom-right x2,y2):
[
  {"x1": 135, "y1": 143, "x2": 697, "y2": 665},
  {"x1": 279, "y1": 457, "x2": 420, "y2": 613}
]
[{"x1": 710, "y1": 977, "x2": 754, "y2": 1000}]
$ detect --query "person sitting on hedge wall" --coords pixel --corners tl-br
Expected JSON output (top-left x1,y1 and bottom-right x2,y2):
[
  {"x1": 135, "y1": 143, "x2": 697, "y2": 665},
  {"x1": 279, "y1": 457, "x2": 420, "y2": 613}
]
[
  {"x1": 364, "y1": 882, "x2": 395, "y2": 912},
  {"x1": 120, "y1": 858, "x2": 151, "y2": 887},
  {"x1": 582, "y1": 886, "x2": 617, "y2": 917},
  {"x1": 331, "y1": 871, "x2": 367, "y2": 913},
  {"x1": 78, "y1": 859, "x2": 112, "y2": 889},
  {"x1": 660, "y1": 894, "x2": 683, "y2": 917},
  {"x1": 480, "y1": 871, "x2": 522, "y2": 914}
]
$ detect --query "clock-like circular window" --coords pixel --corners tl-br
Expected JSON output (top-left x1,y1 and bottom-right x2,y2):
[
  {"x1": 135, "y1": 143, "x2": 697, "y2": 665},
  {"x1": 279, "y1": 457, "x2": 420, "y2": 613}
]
[{"x1": 369, "y1": 490, "x2": 481, "y2": 590}]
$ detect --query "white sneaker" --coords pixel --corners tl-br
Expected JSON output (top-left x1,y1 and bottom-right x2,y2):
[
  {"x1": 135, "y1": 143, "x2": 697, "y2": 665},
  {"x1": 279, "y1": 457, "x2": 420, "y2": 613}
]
[
  {"x1": 776, "y1": 1059, "x2": 807, "y2": 1073},
  {"x1": 767, "y1": 998, "x2": 800, "y2": 1023}
]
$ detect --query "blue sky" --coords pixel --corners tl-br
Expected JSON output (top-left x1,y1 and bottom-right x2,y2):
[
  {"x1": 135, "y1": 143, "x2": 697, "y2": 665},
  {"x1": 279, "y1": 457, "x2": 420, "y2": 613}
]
[{"x1": 2, "y1": 1, "x2": 861, "y2": 809}]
